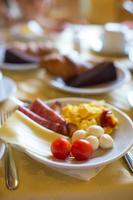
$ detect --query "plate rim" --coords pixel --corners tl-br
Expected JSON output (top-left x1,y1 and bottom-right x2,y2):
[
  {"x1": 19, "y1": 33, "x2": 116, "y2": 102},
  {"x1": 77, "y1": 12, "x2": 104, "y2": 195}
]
[
  {"x1": 0, "y1": 62, "x2": 38, "y2": 71},
  {"x1": 25, "y1": 97, "x2": 133, "y2": 169},
  {"x1": 45, "y1": 66, "x2": 131, "y2": 94},
  {"x1": 10, "y1": 23, "x2": 45, "y2": 41},
  {"x1": 0, "y1": 43, "x2": 38, "y2": 71}
]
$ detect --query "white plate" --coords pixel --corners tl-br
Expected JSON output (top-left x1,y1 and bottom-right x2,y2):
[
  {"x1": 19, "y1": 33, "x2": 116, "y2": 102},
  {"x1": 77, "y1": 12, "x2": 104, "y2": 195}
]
[
  {"x1": 25, "y1": 97, "x2": 133, "y2": 170},
  {"x1": 0, "y1": 77, "x2": 17, "y2": 102},
  {"x1": 45, "y1": 67, "x2": 131, "y2": 95},
  {"x1": 0, "y1": 45, "x2": 38, "y2": 71},
  {"x1": 10, "y1": 21, "x2": 45, "y2": 42},
  {"x1": 0, "y1": 63, "x2": 38, "y2": 71}
]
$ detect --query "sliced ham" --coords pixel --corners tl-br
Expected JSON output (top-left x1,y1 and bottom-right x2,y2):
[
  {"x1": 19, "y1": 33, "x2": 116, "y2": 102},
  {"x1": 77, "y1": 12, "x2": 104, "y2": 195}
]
[
  {"x1": 18, "y1": 106, "x2": 68, "y2": 135},
  {"x1": 30, "y1": 99, "x2": 66, "y2": 125}
]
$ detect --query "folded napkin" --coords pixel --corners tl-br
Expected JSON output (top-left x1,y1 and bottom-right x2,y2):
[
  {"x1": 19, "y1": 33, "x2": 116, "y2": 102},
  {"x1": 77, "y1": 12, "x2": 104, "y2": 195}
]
[{"x1": 0, "y1": 111, "x2": 104, "y2": 181}]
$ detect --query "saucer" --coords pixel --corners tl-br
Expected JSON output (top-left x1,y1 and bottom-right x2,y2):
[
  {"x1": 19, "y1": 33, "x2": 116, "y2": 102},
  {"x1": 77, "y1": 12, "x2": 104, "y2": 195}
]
[{"x1": 0, "y1": 77, "x2": 17, "y2": 102}]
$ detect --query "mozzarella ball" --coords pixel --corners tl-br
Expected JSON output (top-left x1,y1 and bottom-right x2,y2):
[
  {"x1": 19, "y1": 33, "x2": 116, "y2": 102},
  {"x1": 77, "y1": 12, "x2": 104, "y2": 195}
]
[
  {"x1": 72, "y1": 130, "x2": 87, "y2": 143},
  {"x1": 87, "y1": 125, "x2": 104, "y2": 138},
  {"x1": 99, "y1": 134, "x2": 114, "y2": 149},
  {"x1": 86, "y1": 136, "x2": 99, "y2": 151}
]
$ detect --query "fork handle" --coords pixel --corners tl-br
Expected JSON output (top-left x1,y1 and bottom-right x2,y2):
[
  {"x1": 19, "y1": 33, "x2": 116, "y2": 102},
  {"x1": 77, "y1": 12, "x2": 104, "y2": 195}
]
[
  {"x1": 4, "y1": 144, "x2": 19, "y2": 190},
  {"x1": 124, "y1": 152, "x2": 133, "y2": 172}
]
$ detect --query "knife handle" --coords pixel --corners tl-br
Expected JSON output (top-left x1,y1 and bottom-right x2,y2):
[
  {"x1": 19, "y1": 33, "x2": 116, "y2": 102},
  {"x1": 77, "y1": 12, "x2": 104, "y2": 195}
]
[{"x1": 124, "y1": 151, "x2": 133, "y2": 172}]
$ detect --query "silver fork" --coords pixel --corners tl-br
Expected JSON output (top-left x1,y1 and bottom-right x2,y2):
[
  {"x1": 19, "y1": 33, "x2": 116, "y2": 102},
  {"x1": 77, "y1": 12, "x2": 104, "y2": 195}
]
[
  {"x1": 0, "y1": 111, "x2": 19, "y2": 190},
  {"x1": 124, "y1": 150, "x2": 133, "y2": 172}
]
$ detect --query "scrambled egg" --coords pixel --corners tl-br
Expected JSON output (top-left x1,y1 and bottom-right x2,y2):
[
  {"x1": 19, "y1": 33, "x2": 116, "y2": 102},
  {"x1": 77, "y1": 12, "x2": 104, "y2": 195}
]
[{"x1": 61, "y1": 103, "x2": 118, "y2": 134}]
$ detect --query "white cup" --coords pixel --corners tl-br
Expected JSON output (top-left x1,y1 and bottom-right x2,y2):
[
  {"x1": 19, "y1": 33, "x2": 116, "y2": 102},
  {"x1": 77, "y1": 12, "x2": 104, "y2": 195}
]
[{"x1": 101, "y1": 23, "x2": 126, "y2": 54}]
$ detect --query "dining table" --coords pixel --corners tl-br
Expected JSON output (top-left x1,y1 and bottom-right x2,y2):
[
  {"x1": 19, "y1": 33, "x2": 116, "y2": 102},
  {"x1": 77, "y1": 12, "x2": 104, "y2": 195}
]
[{"x1": 0, "y1": 24, "x2": 133, "y2": 200}]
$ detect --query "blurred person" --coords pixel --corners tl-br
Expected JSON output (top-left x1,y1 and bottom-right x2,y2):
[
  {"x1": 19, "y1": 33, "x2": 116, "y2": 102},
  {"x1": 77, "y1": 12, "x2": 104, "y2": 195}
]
[
  {"x1": 17, "y1": 0, "x2": 51, "y2": 21},
  {"x1": 0, "y1": 0, "x2": 12, "y2": 25},
  {"x1": 0, "y1": 0, "x2": 51, "y2": 25}
]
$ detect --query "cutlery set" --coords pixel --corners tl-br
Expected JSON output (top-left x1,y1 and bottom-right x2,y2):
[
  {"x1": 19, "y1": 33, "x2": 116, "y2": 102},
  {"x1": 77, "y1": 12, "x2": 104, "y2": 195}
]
[{"x1": 0, "y1": 111, "x2": 19, "y2": 190}]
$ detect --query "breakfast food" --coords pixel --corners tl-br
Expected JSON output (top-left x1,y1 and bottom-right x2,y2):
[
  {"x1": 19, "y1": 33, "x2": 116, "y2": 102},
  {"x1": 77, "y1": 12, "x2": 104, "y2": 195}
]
[
  {"x1": 99, "y1": 134, "x2": 114, "y2": 149},
  {"x1": 51, "y1": 138, "x2": 72, "y2": 160},
  {"x1": 4, "y1": 42, "x2": 57, "y2": 64},
  {"x1": 71, "y1": 139, "x2": 93, "y2": 161},
  {"x1": 66, "y1": 61, "x2": 117, "y2": 87},
  {"x1": 71, "y1": 130, "x2": 87, "y2": 142},
  {"x1": 9, "y1": 42, "x2": 57, "y2": 57},
  {"x1": 40, "y1": 53, "x2": 92, "y2": 80},
  {"x1": 61, "y1": 103, "x2": 118, "y2": 134},
  {"x1": 40, "y1": 52, "x2": 118, "y2": 87},
  {"x1": 87, "y1": 125, "x2": 104, "y2": 138},
  {"x1": 18, "y1": 99, "x2": 118, "y2": 161},
  {"x1": 4, "y1": 49, "x2": 39, "y2": 64},
  {"x1": 18, "y1": 106, "x2": 67, "y2": 135},
  {"x1": 86, "y1": 136, "x2": 99, "y2": 151},
  {"x1": 30, "y1": 99, "x2": 66, "y2": 126}
]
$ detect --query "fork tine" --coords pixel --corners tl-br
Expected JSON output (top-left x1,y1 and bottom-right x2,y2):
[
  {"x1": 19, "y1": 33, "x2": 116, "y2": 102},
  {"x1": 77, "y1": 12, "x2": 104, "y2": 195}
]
[
  {"x1": 0, "y1": 111, "x2": 11, "y2": 126},
  {"x1": 1, "y1": 112, "x2": 6, "y2": 126},
  {"x1": 0, "y1": 112, "x2": 5, "y2": 126}
]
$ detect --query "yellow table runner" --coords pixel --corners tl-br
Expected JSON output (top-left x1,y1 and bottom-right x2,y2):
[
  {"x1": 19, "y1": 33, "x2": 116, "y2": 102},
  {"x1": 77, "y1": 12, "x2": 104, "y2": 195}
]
[{"x1": 0, "y1": 67, "x2": 132, "y2": 199}]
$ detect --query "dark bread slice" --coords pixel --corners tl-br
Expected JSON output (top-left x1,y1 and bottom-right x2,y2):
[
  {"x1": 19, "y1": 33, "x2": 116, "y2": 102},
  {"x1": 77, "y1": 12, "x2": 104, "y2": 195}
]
[
  {"x1": 4, "y1": 48, "x2": 39, "y2": 64},
  {"x1": 65, "y1": 62, "x2": 117, "y2": 87}
]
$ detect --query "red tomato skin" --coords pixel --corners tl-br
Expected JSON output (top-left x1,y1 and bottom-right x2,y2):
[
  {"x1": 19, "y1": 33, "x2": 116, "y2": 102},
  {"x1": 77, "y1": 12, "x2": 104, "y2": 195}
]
[
  {"x1": 71, "y1": 139, "x2": 93, "y2": 161},
  {"x1": 51, "y1": 138, "x2": 71, "y2": 160}
]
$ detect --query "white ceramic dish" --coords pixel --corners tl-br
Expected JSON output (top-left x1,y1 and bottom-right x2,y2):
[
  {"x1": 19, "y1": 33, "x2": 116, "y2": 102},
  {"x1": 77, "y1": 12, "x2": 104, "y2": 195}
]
[
  {"x1": 0, "y1": 77, "x2": 17, "y2": 102},
  {"x1": 0, "y1": 63, "x2": 38, "y2": 71},
  {"x1": 10, "y1": 21, "x2": 45, "y2": 41},
  {"x1": 25, "y1": 97, "x2": 133, "y2": 169},
  {"x1": 0, "y1": 45, "x2": 38, "y2": 71},
  {"x1": 45, "y1": 67, "x2": 131, "y2": 95}
]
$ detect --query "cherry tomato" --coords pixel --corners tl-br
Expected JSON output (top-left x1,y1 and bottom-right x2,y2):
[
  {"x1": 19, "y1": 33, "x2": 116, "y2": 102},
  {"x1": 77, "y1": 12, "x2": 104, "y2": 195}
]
[
  {"x1": 51, "y1": 138, "x2": 71, "y2": 160},
  {"x1": 71, "y1": 139, "x2": 93, "y2": 161}
]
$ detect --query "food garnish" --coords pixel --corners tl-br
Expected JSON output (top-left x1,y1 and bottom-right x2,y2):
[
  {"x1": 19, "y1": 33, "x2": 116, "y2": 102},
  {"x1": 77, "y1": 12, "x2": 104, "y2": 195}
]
[
  {"x1": 87, "y1": 125, "x2": 104, "y2": 138},
  {"x1": 71, "y1": 139, "x2": 93, "y2": 161},
  {"x1": 71, "y1": 130, "x2": 87, "y2": 143},
  {"x1": 99, "y1": 134, "x2": 114, "y2": 149},
  {"x1": 86, "y1": 136, "x2": 99, "y2": 151},
  {"x1": 51, "y1": 138, "x2": 71, "y2": 160}
]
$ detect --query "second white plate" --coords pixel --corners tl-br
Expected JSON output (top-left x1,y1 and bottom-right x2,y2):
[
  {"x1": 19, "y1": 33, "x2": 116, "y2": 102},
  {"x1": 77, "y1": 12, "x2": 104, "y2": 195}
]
[
  {"x1": 0, "y1": 63, "x2": 38, "y2": 71},
  {"x1": 45, "y1": 67, "x2": 131, "y2": 95}
]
